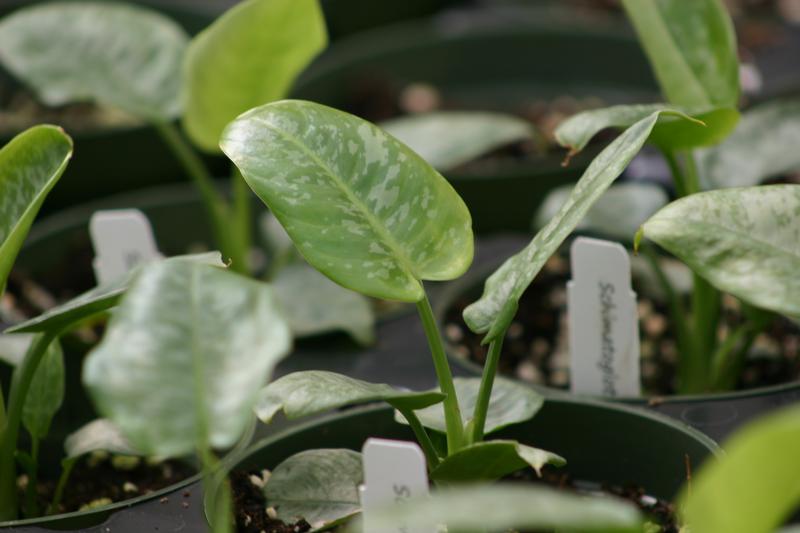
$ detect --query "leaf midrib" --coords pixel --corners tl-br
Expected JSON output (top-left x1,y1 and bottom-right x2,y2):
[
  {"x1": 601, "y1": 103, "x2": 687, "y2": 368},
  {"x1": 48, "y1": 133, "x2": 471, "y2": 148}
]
[{"x1": 255, "y1": 117, "x2": 419, "y2": 284}]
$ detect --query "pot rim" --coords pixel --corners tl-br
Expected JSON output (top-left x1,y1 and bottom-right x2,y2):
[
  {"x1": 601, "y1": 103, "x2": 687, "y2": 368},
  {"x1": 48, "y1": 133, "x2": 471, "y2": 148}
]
[{"x1": 434, "y1": 249, "x2": 800, "y2": 405}]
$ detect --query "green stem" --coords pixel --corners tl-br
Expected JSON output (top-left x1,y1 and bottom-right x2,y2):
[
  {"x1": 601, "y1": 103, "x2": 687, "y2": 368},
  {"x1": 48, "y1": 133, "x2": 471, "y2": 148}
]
[
  {"x1": 687, "y1": 274, "x2": 720, "y2": 392},
  {"x1": 416, "y1": 292, "x2": 464, "y2": 454},
  {"x1": 681, "y1": 150, "x2": 702, "y2": 195},
  {"x1": 470, "y1": 337, "x2": 504, "y2": 444},
  {"x1": 153, "y1": 122, "x2": 242, "y2": 265},
  {"x1": 228, "y1": 167, "x2": 252, "y2": 275},
  {"x1": 0, "y1": 331, "x2": 56, "y2": 521},
  {"x1": 200, "y1": 449, "x2": 232, "y2": 533},
  {"x1": 24, "y1": 437, "x2": 40, "y2": 518},
  {"x1": 397, "y1": 408, "x2": 440, "y2": 471},
  {"x1": 662, "y1": 150, "x2": 689, "y2": 197},
  {"x1": 0, "y1": 381, "x2": 6, "y2": 431},
  {"x1": 47, "y1": 457, "x2": 77, "y2": 516}
]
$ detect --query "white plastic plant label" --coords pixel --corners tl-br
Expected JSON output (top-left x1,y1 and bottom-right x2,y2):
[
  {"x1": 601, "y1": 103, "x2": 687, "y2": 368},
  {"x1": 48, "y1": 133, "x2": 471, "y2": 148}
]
[
  {"x1": 89, "y1": 209, "x2": 162, "y2": 285},
  {"x1": 567, "y1": 237, "x2": 641, "y2": 397},
  {"x1": 359, "y1": 438, "x2": 433, "y2": 533}
]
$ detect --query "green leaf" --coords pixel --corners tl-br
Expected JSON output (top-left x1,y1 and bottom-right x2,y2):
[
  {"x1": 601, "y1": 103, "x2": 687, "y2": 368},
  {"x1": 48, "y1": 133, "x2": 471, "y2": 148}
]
[
  {"x1": 5, "y1": 252, "x2": 225, "y2": 335},
  {"x1": 431, "y1": 440, "x2": 565, "y2": 483},
  {"x1": 699, "y1": 98, "x2": 800, "y2": 189},
  {"x1": 641, "y1": 185, "x2": 800, "y2": 318},
  {"x1": 183, "y1": 0, "x2": 327, "y2": 152},
  {"x1": 274, "y1": 263, "x2": 375, "y2": 345},
  {"x1": 621, "y1": 0, "x2": 739, "y2": 109},
  {"x1": 396, "y1": 377, "x2": 542, "y2": 435},
  {"x1": 265, "y1": 449, "x2": 362, "y2": 530},
  {"x1": 0, "y1": 2, "x2": 187, "y2": 120},
  {"x1": 64, "y1": 419, "x2": 140, "y2": 459},
  {"x1": 555, "y1": 104, "x2": 737, "y2": 154},
  {"x1": 0, "y1": 125, "x2": 72, "y2": 295},
  {"x1": 344, "y1": 483, "x2": 643, "y2": 533},
  {"x1": 380, "y1": 111, "x2": 534, "y2": 171},
  {"x1": 255, "y1": 370, "x2": 445, "y2": 424},
  {"x1": 21, "y1": 337, "x2": 63, "y2": 440},
  {"x1": 534, "y1": 182, "x2": 668, "y2": 242},
  {"x1": 464, "y1": 112, "x2": 677, "y2": 342},
  {"x1": 221, "y1": 100, "x2": 474, "y2": 302},
  {"x1": 679, "y1": 404, "x2": 800, "y2": 533},
  {"x1": 83, "y1": 260, "x2": 291, "y2": 457}
]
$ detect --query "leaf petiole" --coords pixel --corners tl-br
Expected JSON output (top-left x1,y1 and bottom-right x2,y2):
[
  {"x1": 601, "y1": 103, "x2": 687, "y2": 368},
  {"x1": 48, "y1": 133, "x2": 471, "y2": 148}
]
[{"x1": 469, "y1": 337, "x2": 505, "y2": 444}]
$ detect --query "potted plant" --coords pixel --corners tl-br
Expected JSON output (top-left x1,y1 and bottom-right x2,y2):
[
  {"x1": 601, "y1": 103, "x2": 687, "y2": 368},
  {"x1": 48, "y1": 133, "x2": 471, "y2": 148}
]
[
  {"x1": 3, "y1": 98, "x2": 715, "y2": 531},
  {"x1": 433, "y1": 0, "x2": 800, "y2": 442}
]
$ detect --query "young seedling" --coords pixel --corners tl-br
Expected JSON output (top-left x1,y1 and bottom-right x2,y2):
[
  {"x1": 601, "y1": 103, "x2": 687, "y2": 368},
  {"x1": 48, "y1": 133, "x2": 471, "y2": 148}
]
[
  {"x1": 533, "y1": 0, "x2": 800, "y2": 394},
  {"x1": 0, "y1": 0, "x2": 327, "y2": 275}
]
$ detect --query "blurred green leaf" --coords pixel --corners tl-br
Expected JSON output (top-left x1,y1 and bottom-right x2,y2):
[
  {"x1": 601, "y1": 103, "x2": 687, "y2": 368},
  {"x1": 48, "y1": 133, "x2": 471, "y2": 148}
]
[
  {"x1": 265, "y1": 449, "x2": 362, "y2": 530},
  {"x1": 621, "y1": 0, "x2": 739, "y2": 109},
  {"x1": 274, "y1": 263, "x2": 375, "y2": 345},
  {"x1": 221, "y1": 100, "x2": 473, "y2": 302},
  {"x1": 699, "y1": 99, "x2": 800, "y2": 189},
  {"x1": 0, "y1": 125, "x2": 72, "y2": 295},
  {"x1": 255, "y1": 370, "x2": 444, "y2": 424},
  {"x1": 641, "y1": 185, "x2": 800, "y2": 317},
  {"x1": 84, "y1": 260, "x2": 291, "y2": 457},
  {"x1": 0, "y1": 2, "x2": 187, "y2": 120},
  {"x1": 396, "y1": 377, "x2": 542, "y2": 435},
  {"x1": 380, "y1": 111, "x2": 534, "y2": 171},
  {"x1": 535, "y1": 182, "x2": 668, "y2": 242},
  {"x1": 344, "y1": 483, "x2": 642, "y2": 533},
  {"x1": 679, "y1": 404, "x2": 800, "y2": 533},
  {"x1": 21, "y1": 338, "x2": 63, "y2": 440},
  {"x1": 431, "y1": 440, "x2": 564, "y2": 482},
  {"x1": 64, "y1": 419, "x2": 140, "y2": 459},
  {"x1": 183, "y1": 0, "x2": 327, "y2": 151}
]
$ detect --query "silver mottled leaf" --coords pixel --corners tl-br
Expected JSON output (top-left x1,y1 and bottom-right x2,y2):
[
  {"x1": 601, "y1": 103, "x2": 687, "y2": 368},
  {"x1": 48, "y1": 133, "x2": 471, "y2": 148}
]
[
  {"x1": 464, "y1": 112, "x2": 678, "y2": 341},
  {"x1": 255, "y1": 370, "x2": 444, "y2": 424},
  {"x1": 430, "y1": 440, "x2": 565, "y2": 482},
  {"x1": 265, "y1": 449, "x2": 362, "y2": 530},
  {"x1": 221, "y1": 100, "x2": 474, "y2": 302},
  {"x1": 0, "y1": 2, "x2": 187, "y2": 120},
  {"x1": 64, "y1": 419, "x2": 139, "y2": 459},
  {"x1": 84, "y1": 260, "x2": 291, "y2": 457},
  {"x1": 642, "y1": 185, "x2": 800, "y2": 317}
]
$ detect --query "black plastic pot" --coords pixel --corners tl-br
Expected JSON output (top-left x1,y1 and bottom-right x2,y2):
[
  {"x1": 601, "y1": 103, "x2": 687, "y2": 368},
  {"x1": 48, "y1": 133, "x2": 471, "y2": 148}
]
[
  {"x1": 1, "y1": 399, "x2": 719, "y2": 531},
  {"x1": 292, "y1": 6, "x2": 660, "y2": 233},
  {"x1": 434, "y1": 234, "x2": 800, "y2": 443}
]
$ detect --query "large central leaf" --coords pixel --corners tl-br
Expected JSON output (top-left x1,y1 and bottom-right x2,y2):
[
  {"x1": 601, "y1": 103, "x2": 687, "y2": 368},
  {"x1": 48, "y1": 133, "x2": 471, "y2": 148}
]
[
  {"x1": 183, "y1": 0, "x2": 327, "y2": 152},
  {"x1": 641, "y1": 185, "x2": 800, "y2": 318},
  {"x1": 621, "y1": 0, "x2": 739, "y2": 109},
  {"x1": 463, "y1": 111, "x2": 680, "y2": 342},
  {"x1": 0, "y1": 2, "x2": 187, "y2": 120},
  {"x1": 0, "y1": 125, "x2": 72, "y2": 294},
  {"x1": 221, "y1": 100, "x2": 474, "y2": 302},
  {"x1": 83, "y1": 260, "x2": 291, "y2": 457}
]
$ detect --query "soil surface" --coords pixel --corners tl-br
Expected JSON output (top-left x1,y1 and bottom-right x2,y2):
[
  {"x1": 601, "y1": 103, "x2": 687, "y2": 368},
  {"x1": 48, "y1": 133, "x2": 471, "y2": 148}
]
[
  {"x1": 444, "y1": 254, "x2": 800, "y2": 395},
  {"x1": 230, "y1": 462, "x2": 679, "y2": 533},
  {"x1": 17, "y1": 453, "x2": 193, "y2": 518}
]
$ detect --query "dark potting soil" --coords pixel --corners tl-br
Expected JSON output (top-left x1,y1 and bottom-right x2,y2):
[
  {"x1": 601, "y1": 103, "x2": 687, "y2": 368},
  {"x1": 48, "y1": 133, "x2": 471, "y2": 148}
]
[
  {"x1": 230, "y1": 470, "x2": 311, "y2": 533},
  {"x1": 17, "y1": 453, "x2": 194, "y2": 517},
  {"x1": 444, "y1": 254, "x2": 800, "y2": 396},
  {"x1": 230, "y1": 462, "x2": 679, "y2": 533}
]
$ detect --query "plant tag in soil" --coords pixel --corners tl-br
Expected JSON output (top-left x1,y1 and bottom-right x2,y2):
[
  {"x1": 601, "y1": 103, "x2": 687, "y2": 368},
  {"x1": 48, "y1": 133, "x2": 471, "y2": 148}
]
[
  {"x1": 360, "y1": 438, "x2": 433, "y2": 533},
  {"x1": 90, "y1": 209, "x2": 162, "y2": 285},
  {"x1": 567, "y1": 236, "x2": 641, "y2": 397}
]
